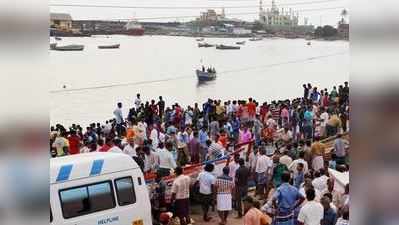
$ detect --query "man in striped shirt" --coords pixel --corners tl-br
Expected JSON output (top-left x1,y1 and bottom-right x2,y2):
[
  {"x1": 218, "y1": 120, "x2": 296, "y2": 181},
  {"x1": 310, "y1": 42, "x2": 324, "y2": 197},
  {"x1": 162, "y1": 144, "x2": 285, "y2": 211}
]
[
  {"x1": 214, "y1": 167, "x2": 235, "y2": 225},
  {"x1": 206, "y1": 139, "x2": 224, "y2": 161}
]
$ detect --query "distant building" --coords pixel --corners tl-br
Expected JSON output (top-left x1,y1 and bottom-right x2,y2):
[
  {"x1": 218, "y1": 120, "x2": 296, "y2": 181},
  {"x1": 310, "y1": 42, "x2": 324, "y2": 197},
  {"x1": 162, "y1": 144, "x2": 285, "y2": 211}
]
[
  {"x1": 337, "y1": 23, "x2": 349, "y2": 40},
  {"x1": 50, "y1": 13, "x2": 72, "y2": 32},
  {"x1": 259, "y1": 0, "x2": 298, "y2": 26}
]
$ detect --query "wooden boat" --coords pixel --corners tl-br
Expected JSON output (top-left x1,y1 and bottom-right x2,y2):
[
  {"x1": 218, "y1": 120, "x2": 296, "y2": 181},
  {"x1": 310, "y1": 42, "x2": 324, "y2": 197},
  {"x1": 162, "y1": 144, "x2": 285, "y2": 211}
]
[
  {"x1": 198, "y1": 43, "x2": 214, "y2": 48},
  {"x1": 249, "y1": 37, "x2": 263, "y2": 41},
  {"x1": 98, "y1": 44, "x2": 120, "y2": 49},
  {"x1": 196, "y1": 69, "x2": 216, "y2": 81},
  {"x1": 236, "y1": 41, "x2": 246, "y2": 45},
  {"x1": 51, "y1": 44, "x2": 84, "y2": 51},
  {"x1": 216, "y1": 44, "x2": 240, "y2": 50},
  {"x1": 196, "y1": 37, "x2": 205, "y2": 41}
]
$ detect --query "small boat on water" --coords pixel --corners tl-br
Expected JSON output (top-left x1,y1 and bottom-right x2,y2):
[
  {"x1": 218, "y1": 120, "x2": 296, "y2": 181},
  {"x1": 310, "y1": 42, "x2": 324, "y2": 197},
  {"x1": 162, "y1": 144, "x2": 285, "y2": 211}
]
[
  {"x1": 55, "y1": 37, "x2": 62, "y2": 41},
  {"x1": 198, "y1": 43, "x2": 214, "y2": 48},
  {"x1": 236, "y1": 41, "x2": 246, "y2": 45},
  {"x1": 307, "y1": 42, "x2": 311, "y2": 46},
  {"x1": 216, "y1": 44, "x2": 240, "y2": 50},
  {"x1": 196, "y1": 69, "x2": 216, "y2": 81},
  {"x1": 196, "y1": 37, "x2": 205, "y2": 41},
  {"x1": 98, "y1": 44, "x2": 120, "y2": 49},
  {"x1": 249, "y1": 37, "x2": 263, "y2": 41},
  {"x1": 50, "y1": 44, "x2": 84, "y2": 51}
]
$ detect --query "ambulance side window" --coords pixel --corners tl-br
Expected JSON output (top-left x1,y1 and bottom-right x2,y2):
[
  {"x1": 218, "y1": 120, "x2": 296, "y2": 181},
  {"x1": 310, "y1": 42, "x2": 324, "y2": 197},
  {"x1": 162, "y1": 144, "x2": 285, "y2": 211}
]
[
  {"x1": 114, "y1": 177, "x2": 136, "y2": 206},
  {"x1": 59, "y1": 181, "x2": 115, "y2": 219}
]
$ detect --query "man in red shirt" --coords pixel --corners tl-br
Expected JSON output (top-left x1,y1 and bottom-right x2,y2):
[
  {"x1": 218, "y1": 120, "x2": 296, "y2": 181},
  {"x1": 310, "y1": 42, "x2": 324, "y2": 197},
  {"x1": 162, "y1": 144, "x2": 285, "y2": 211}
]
[
  {"x1": 247, "y1": 98, "x2": 256, "y2": 121},
  {"x1": 67, "y1": 130, "x2": 81, "y2": 155},
  {"x1": 98, "y1": 137, "x2": 113, "y2": 152}
]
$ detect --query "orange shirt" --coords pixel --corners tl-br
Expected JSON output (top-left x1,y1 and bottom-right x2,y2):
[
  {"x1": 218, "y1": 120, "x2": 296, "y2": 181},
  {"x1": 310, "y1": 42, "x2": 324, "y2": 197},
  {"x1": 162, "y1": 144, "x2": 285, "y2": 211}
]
[
  {"x1": 247, "y1": 102, "x2": 256, "y2": 115},
  {"x1": 311, "y1": 141, "x2": 326, "y2": 156},
  {"x1": 244, "y1": 208, "x2": 272, "y2": 225},
  {"x1": 126, "y1": 128, "x2": 135, "y2": 140},
  {"x1": 218, "y1": 134, "x2": 228, "y2": 148}
]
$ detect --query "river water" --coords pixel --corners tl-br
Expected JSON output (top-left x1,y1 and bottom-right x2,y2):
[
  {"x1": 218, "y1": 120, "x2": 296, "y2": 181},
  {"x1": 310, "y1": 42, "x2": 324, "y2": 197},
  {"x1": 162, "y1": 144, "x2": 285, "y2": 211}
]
[{"x1": 50, "y1": 35, "x2": 349, "y2": 126}]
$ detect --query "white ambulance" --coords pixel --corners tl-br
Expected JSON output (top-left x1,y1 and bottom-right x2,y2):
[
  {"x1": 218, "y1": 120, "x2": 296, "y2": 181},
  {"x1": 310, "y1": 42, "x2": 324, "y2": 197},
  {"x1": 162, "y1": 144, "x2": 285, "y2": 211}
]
[{"x1": 50, "y1": 152, "x2": 152, "y2": 225}]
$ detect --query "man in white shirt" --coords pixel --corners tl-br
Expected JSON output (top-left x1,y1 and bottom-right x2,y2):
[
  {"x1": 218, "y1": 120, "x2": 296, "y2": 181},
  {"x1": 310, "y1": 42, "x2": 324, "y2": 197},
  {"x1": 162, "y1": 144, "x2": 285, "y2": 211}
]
[
  {"x1": 298, "y1": 188, "x2": 324, "y2": 225},
  {"x1": 157, "y1": 142, "x2": 177, "y2": 177},
  {"x1": 134, "y1": 93, "x2": 141, "y2": 109},
  {"x1": 289, "y1": 151, "x2": 309, "y2": 176},
  {"x1": 123, "y1": 138, "x2": 137, "y2": 158},
  {"x1": 279, "y1": 150, "x2": 293, "y2": 168},
  {"x1": 197, "y1": 163, "x2": 216, "y2": 221},
  {"x1": 150, "y1": 124, "x2": 159, "y2": 149},
  {"x1": 171, "y1": 167, "x2": 191, "y2": 225},
  {"x1": 312, "y1": 169, "x2": 329, "y2": 193},
  {"x1": 319, "y1": 108, "x2": 329, "y2": 138},
  {"x1": 255, "y1": 148, "x2": 272, "y2": 197},
  {"x1": 113, "y1": 102, "x2": 124, "y2": 136}
]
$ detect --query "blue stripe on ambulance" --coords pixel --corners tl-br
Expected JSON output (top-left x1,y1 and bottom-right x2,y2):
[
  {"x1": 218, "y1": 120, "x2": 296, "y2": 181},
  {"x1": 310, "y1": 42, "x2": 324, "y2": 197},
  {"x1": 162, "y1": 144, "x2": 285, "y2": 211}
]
[
  {"x1": 90, "y1": 159, "x2": 104, "y2": 176},
  {"x1": 56, "y1": 164, "x2": 73, "y2": 182}
]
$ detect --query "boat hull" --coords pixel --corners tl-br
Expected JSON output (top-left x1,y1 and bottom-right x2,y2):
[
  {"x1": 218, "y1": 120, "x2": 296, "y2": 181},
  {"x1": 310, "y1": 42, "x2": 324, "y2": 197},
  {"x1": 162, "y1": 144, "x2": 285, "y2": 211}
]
[
  {"x1": 51, "y1": 44, "x2": 84, "y2": 51},
  {"x1": 196, "y1": 69, "x2": 216, "y2": 81},
  {"x1": 98, "y1": 44, "x2": 120, "y2": 49},
  {"x1": 216, "y1": 45, "x2": 240, "y2": 50}
]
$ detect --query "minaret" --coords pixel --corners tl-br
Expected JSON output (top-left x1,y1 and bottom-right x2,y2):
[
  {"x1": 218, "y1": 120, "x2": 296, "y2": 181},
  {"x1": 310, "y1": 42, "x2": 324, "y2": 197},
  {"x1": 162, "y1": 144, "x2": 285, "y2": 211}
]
[
  {"x1": 272, "y1": 0, "x2": 277, "y2": 12},
  {"x1": 259, "y1": 0, "x2": 263, "y2": 13}
]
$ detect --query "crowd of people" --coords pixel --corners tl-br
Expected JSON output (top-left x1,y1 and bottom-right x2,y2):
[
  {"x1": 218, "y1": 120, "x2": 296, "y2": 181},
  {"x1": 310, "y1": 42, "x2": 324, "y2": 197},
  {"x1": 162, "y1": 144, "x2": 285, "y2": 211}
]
[{"x1": 50, "y1": 82, "x2": 350, "y2": 225}]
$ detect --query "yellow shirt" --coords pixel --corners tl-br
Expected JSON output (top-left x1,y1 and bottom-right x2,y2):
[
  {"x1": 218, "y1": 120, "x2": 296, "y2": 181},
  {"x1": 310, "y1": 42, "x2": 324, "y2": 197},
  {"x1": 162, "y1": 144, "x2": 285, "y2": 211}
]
[
  {"x1": 328, "y1": 115, "x2": 342, "y2": 128},
  {"x1": 311, "y1": 142, "x2": 326, "y2": 157}
]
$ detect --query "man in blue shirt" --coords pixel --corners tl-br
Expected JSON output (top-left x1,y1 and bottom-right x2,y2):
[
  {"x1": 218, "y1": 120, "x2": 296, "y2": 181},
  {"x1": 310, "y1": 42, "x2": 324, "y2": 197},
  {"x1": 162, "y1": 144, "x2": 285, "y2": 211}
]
[
  {"x1": 272, "y1": 172, "x2": 305, "y2": 225},
  {"x1": 231, "y1": 116, "x2": 240, "y2": 142},
  {"x1": 321, "y1": 196, "x2": 337, "y2": 225},
  {"x1": 199, "y1": 126, "x2": 209, "y2": 161}
]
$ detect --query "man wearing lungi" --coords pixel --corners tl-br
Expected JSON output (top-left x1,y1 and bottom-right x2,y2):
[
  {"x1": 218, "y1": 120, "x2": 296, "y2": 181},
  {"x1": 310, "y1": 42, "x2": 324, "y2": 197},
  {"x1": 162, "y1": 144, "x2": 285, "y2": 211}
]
[
  {"x1": 310, "y1": 136, "x2": 326, "y2": 172},
  {"x1": 272, "y1": 172, "x2": 305, "y2": 225}
]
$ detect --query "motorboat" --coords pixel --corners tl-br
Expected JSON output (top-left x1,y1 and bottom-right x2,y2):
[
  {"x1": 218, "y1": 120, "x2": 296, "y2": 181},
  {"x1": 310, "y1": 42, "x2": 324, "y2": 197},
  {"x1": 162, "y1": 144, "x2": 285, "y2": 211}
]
[
  {"x1": 216, "y1": 44, "x2": 240, "y2": 50},
  {"x1": 236, "y1": 41, "x2": 246, "y2": 45},
  {"x1": 55, "y1": 37, "x2": 62, "y2": 41},
  {"x1": 249, "y1": 37, "x2": 263, "y2": 41},
  {"x1": 98, "y1": 44, "x2": 120, "y2": 49},
  {"x1": 198, "y1": 43, "x2": 214, "y2": 48},
  {"x1": 50, "y1": 44, "x2": 84, "y2": 51},
  {"x1": 196, "y1": 69, "x2": 216, "y2": 81}
]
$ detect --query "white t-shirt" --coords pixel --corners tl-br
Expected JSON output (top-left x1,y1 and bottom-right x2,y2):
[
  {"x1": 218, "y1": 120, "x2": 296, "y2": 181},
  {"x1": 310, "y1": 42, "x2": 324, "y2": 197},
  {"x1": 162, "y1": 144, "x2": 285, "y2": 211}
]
[
  {"x1": 197, "y1": 171, "x2": 216, "y2": 195},
  {"x1": 158, "y1": 148, "x2": 177, "y2": 169},
  {"x1": 312, "y1": 175, "x2": 329, "y2": 192},
  {"x1": 123, "y1": 144, "x2": 137, "y2": 157},
  {"x1": 134, "y1": 98, "x2": 141, "y2": 109},
  {"x1": 320, "y1": 112, "x2": 329, "y2": 127},
  {"x1": 289, "y1": 159, "x2": 309, "y2": 176},
  {"x1": 279, "y1": 155, "x2": 293, "y2": 168},
  {"x1": 255, "y1": 155, "x2": 273, "y2": 173},
  {"x1": 108, "y1": 146, "x2": 123, "y2": 154},
  {"x1": 298, "y1": 200, "x2": 324, "y2": 225}
]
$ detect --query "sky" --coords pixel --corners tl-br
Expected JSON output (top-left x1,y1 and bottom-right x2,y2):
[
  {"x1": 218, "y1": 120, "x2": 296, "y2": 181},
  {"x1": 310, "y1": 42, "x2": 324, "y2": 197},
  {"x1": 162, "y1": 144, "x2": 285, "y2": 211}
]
[{"x1": 49, "y1": 0, "x2": 348, "y2": 27}]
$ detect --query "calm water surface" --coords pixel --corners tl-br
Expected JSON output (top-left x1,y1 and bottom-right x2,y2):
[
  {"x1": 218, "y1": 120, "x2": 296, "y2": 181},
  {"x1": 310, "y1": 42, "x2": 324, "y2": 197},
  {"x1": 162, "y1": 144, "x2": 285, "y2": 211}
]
[{"x1": 50, "y1": 35, "x2": 349, "y2": 126}]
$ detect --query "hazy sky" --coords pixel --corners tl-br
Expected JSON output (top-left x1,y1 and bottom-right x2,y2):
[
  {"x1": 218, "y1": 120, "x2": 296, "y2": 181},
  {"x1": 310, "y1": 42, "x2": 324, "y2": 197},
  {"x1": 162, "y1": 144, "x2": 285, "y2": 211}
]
[{"x1": 50, "y1": 0, "x2": 348, "y2": 26}]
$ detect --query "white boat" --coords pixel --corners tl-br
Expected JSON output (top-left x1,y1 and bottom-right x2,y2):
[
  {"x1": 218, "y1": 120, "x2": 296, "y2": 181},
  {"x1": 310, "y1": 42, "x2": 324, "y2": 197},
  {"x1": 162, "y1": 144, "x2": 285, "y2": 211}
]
[
  {"x1": 50, "y1": 43, "x2": 84, "y2": 51},
  {"x1": 249, "y1": 37, "x2": 263, "y2": 41},
  {"x1": 196, "y1": 69, "x2": 216, "y2": 81}
]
